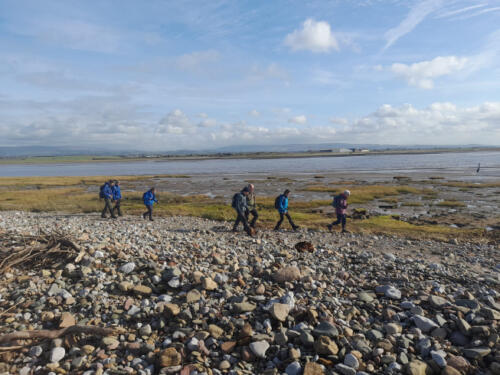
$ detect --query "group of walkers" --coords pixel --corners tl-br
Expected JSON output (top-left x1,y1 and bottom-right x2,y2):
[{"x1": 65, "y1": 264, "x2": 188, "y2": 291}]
[
  {"x1": 99, "y1": 180, "x2": 351, "y2": 234},
  {"x1": 99, "y1": 180, "x2": 122, "y2": 219},
  {"x1": 231, "y1": 184, "x2": 351, "y2": 236},
  {"x1": 99, "y1": 181, "x2": 158, "y2": 221}
]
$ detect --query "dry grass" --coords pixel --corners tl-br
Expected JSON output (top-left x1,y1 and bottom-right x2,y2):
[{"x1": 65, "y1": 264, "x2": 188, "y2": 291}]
[
  {"x1": 301, "y1": 184, "x2": 430, "y2": 204},
  {"x1": 0, "y1": 175, "x2": 190, "y2": 189},
  {"x1": 357, "y1": 215, "x2": 483, "y2": 241},
  {"x1": 0, "y1": 178, "x2": 491, "y2": 242},
  {"x1": 402, "y1": 202, "x2": 423, "y2": 207}
]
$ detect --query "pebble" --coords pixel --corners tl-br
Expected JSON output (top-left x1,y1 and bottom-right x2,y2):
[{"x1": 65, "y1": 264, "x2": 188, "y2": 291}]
[
  {"x1": 0, "y1": 212, "x2": 498, "y2": 375},
  {"x1": 249, "y1": 340, "x2": 269, "y2": 358},
  {"x1": 50, "y1": 347, "x2": 65, "y2": 362}
]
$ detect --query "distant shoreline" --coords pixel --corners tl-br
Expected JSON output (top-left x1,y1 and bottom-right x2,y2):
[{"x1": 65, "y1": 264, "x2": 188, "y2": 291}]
[{"x1": 0, "y1": 146, "x2": 499, "y2": 165}]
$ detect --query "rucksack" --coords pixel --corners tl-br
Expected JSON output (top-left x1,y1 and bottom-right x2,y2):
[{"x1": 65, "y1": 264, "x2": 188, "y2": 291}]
[
  {"x1": 142, "y1": 192, "x2": 147, "y2": 201},
  {"x1": 274, "y1": 195, "x2": 282, "y2": 209},
  {"x1": 99, "y1": 184, "x2": 106, "y2": 199},
  {"x1": 332, "y1": 194, "x2": 342, "y2": 208},
  {"x1": 231, "y1": 193, "x2": 239, "y2": 208}
]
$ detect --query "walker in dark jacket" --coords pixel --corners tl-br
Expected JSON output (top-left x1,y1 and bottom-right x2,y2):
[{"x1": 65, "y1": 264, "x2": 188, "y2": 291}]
[
  {"x1": 274, "y1": 189, "x2": 299, "y2": 231},
  {"x1": 101, "y1": 181, "x2": 117, "y2": 219},
  {"x1": 232, "y1": 188, "x2": 252, "y2": 236},
  {"x1": 328, "y1": 190, "x2": 350, "y2": 233},
  {"x1": 142, "y1": 188, "x2": 158, "y2": 221},
  {"x1": 112, "y1": 181, "x2": 123, "y2": 217}
]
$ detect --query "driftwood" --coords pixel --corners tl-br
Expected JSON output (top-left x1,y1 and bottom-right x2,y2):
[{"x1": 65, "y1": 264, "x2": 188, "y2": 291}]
[
  {"x1": 0, "y1": 325, "x2": 117, "y2": 345},
  {"x1": 0, "y1": 230, "x2": 83, "y2": 272}
]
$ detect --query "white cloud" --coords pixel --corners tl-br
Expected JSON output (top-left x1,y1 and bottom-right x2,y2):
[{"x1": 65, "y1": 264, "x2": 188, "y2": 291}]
[
  {"x1": 157, "y1": 109, "x2": 193, "y2": 135},
  {"x1": 250, "y1": 109, "x2": 260, "y2": 117},
  {"x1": 345, "y1": 101, "x2": 500, "y2": 144},
  {"x1": 289, "y1": 115, "x2": 307, "y2": 124},
  {"x1": 198, "y1": 118, "x2": 217, "y2": 127},
  {"x1": 384, "y1": 0, "x2": 444, "y2": 50},
  {"x1": 390, "y1": 56, "x2": 468, "y2": 89},
  {"x1": 284, "y1": 19, "x2": 339, "y2": 53}
]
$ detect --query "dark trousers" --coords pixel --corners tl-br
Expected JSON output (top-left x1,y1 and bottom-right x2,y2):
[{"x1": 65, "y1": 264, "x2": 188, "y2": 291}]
[
  {"x1": 233, "y1": 211, "x2": 251, "y2": 234},
  {"x1": 101, "y1": 198, "x2": 115, "y2": 218},
  {"x1": 143, "y1": 205, "x2": 153, "y2": 220},
  {"x1": 275, "y1": 212, "x2": 297, "y2": 230},
  {"x1": 113, "y1": 199, "x2": 122, "y2": 216},
  {"x1": 246, "y1": 209, "x2": 258, "y2": 227},
  {"x1": 331, "y1": 213, "x2": 346, "y2": 229}
]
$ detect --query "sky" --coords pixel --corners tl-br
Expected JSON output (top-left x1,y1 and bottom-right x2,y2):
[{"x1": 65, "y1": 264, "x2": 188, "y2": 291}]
[{"x1": 1, "y1": 0, "x2": 500, "y2": 151}]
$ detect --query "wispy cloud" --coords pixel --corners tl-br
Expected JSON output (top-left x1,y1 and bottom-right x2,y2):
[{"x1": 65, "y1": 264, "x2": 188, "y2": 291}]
[
  {"x1": 435, "y1": 3, "x2": 487, "y2": 18},
  {"x1": 384, "y1": 0, "x2": 444, "y2": 50},
  {"x1": 451, "y1": 6, "x2": 500, "y2": 20}
]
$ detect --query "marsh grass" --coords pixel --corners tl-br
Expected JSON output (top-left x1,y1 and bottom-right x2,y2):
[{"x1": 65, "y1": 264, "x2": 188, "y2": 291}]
[
  {"x1": 0, "y1": 175, "x2": 190, "y2": 189},
  {"x1": 0, "y1": 178, "x2": 488, "y2": 241},
  {"x1": 301, "y1": 184, "x2": 430, "y2": 204},
  {"x1": 357, "y1": 215, "x2": 482, "y2": 240}
]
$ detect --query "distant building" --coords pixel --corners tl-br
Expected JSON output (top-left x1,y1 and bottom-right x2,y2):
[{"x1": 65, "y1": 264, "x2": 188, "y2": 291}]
[{"x1": 339, "y1": 148, "x2": 352, "y2": 153}]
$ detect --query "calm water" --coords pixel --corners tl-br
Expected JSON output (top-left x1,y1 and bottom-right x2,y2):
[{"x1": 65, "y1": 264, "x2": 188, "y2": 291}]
[{"x1": 1, "y1": 151, "x2": 499, "y2": 178}]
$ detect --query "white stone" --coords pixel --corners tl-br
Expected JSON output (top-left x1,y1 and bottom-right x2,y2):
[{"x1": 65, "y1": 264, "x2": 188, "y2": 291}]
[{"x1": 50, "y1": 347, "x2": 66, "y2": 362}]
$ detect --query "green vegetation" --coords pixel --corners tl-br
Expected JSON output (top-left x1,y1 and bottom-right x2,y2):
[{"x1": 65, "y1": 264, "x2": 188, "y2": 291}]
[
  {"x1": 0, "y1": 176, "x2": 491, "y2": 241},
  {"x1": 301, "y1": 184, "x2": 431, "y2": 204},
  {"x1": 0, "y1": 174, "x2": 190, "y2": 189},
  {"x1": 357, "y1": 215, "x2": 482, "y2": 241}
]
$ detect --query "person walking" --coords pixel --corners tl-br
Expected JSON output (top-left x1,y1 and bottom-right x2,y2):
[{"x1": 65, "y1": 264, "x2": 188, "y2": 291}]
[
  {"x1": 232, "y1": 187, "x2": 253, "y2": 236},
  {"x1": 101, "y1": 180, "x2": 117, "y2": 219},
  {"x1": 246, "y1": 183, "x2": 259, "y2": 228},
  {"x1": 327, "y1": 190, "x2": 350, "y2": 233},
  {"x1": 142, "y1": 187, "x2": 158, "y2": 221},
  {"x1": 274, "y1": 189, "x2": 299, "y2": 231},
  {"x1": 112, "y1": 180, "x2": 123, "y2": 217}
]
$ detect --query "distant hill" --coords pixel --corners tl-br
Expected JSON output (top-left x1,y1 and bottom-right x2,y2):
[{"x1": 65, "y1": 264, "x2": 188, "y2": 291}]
[{"x1": 0, "y1": 143, "x2": 494, "y2": 158}]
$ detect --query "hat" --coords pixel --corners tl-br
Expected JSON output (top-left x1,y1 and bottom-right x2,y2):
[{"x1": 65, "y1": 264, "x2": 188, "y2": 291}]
[
  {"x1": 242, "y1": 187, "x2": 250, "y2": 193},
  {"x1": 344, "y1": 190, "x2": 350, "y2": 196}
]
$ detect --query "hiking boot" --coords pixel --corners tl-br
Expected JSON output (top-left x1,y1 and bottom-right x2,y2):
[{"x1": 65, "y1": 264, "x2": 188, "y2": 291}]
[
  {"x1": 101, "y1": 215, "x2": 106, "y2": 219},
  {"x1": 341, "y1": 229, "x2": 349, "y2": 234},
  {"x1": 327, "y1": 224, "x2": 333, "y2": 232},
  {"x1": 293, "y1": 225, "x2": 300, "y2": 231},
  {"x1": 111, "y1": 216, "x2": 118, "y2": 219},
  {"x1": 149, "y1": 218, "x2": 154, "y2": 221}
]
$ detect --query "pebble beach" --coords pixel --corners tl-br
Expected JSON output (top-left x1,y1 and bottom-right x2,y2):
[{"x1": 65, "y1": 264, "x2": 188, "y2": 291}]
[{"x1": 0, "y1": 212, "x2": 499, "y2": 375}]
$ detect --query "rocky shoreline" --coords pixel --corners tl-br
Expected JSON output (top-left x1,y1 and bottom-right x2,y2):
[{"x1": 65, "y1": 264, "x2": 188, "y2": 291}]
[{"x1": 0, "y1": 212, "x2": 499, "y2": 375}]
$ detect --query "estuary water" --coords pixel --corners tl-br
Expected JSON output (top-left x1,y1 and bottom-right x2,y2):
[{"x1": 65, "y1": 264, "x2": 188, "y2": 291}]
[{"x1": 1, "y1": 151, "x2": 499, "y2": 178}]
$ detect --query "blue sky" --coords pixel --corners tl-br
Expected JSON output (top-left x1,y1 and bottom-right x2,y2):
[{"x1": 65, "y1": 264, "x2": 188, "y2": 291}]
[{"x1": 1, "y1": 0, "x2": 500, "y2": 150}]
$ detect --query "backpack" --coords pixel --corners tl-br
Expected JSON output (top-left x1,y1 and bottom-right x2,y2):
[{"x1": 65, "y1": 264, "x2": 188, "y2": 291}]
[
  {"x1": 332, "y1": 194, "x2": 342, "y2": 208},
  {"x1": 142, "y1": 191, "x2": 147, "y2": 202},
  {"x1": 231, "y1": 193, "x2": 239, "y2": 209},
  {"x1": 99, "y1": 184, "x2": 106, "y2": 199},
  {"x1": 274, "y1": 195, "x2": 282, "y2": 209}
]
